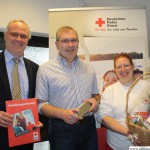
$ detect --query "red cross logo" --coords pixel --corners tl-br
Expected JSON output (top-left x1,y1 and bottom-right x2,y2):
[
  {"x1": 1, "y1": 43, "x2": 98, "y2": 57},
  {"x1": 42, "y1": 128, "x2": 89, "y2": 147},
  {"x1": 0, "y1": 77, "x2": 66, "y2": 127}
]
[
  {"x1": 33, "y1": 132, "x2": 38, "y2": 136},
  {"x1": 95, "y1": 18, "x2": 105, "y2": 27}
]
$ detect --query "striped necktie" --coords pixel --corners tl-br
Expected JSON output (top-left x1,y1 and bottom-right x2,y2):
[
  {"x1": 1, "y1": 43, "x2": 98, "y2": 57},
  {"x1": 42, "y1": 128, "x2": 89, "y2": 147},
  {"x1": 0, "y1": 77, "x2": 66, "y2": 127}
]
[{"x1": 12, "y1": 58, "x2": 22, "y2": 100}]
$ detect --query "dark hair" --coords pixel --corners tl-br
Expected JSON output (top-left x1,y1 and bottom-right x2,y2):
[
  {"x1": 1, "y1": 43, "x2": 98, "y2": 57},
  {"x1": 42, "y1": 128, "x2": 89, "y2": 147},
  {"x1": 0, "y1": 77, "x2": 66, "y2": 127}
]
[
  {"x1": 133, "y1": 69, "x2": 143, "y2": 75},
  {"x1": 114, "y1": 53, "x2": 134, "y2": 68}
]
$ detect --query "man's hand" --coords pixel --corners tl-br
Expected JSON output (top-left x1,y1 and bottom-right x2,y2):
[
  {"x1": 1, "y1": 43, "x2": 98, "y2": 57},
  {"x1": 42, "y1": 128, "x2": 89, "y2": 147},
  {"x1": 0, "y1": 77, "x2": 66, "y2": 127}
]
[
  {"x1": 87, "y1": 98, "x2": 99, "y2": 113},
  {"x1": 35, "y1": 121, "x2": 43, "y2": 128},
  {"x1": 61, "y1": 109, "x2": 82, "y2": 125},
  {"x1": 0, "y1": 111, "x2": 13, "y2": 128}
]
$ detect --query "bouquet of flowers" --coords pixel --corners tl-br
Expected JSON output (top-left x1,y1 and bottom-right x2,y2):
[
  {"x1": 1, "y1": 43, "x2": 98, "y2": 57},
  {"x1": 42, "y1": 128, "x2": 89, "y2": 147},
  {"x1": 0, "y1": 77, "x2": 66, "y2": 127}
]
[{"x1": 126, "y1": 72, "x2": 150, "y2": 146}]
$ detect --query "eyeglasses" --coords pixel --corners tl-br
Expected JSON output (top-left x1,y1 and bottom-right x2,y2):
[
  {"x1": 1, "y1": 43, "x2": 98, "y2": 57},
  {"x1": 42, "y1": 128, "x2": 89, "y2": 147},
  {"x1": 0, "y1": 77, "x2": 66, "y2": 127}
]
[
  {"x1": 59, "y1": 39, "x2": 79, "y2": 45},
  {"x1": 115, "y1": 64, "x2": 131, "y2": 70},
  {"x1": 9, "y1": 32, "x2": 29, "y2": 39}
]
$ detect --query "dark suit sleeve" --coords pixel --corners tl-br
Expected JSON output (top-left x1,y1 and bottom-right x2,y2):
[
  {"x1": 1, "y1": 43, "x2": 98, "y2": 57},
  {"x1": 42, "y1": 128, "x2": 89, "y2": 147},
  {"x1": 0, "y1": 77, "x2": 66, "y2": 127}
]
[{"x1": 24, "y1": 58, "x2": 49, "y2": 141}]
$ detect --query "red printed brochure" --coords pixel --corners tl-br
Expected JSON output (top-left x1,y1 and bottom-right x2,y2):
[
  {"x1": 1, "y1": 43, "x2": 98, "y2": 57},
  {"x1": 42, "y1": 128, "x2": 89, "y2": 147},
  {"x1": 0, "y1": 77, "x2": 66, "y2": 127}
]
[{"x1": 6, "y1": 98, "x2": 41, "y2": 147}]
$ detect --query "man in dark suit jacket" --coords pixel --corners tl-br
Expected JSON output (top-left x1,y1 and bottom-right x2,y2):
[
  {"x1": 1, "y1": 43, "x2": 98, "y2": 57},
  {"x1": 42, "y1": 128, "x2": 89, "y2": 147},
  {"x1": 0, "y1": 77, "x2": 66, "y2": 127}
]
[{"x1": 0, "y1": 19, "x2": 39, "y2": 150}]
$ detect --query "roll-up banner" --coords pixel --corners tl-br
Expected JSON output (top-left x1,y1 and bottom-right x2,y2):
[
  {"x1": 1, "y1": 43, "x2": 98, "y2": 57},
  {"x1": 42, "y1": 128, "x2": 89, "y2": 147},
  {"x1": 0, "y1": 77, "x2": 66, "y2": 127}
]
[{"x1": 48, "y1": 7, "x2": 148, "y2": 93}]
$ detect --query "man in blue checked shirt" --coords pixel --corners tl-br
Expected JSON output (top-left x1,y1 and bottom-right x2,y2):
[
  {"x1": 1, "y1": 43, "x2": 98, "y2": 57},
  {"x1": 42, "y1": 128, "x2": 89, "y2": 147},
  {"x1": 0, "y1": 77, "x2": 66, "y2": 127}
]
[{"x1": 36, "y1": 26, "x2": 100, "y2": 150}]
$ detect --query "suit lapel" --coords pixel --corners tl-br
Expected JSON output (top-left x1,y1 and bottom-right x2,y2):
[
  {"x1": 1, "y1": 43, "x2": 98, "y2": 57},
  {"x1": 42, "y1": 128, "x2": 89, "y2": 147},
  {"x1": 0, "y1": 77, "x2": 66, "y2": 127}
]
[
  {"x1": 0, "y1": 51, "x2": 12, "y2": 100},
  {"x1": 24, "y1": 58, "x2": 33, "y2": 98}
]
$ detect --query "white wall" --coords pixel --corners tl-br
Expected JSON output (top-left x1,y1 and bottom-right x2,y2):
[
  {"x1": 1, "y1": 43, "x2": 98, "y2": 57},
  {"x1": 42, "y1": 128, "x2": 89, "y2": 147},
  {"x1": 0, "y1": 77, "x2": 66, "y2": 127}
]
[
  {"x1": 0, "y1": 0, "x2": 80, "y2": 36},
  {"x1": 0, "y1": 0, "x2": 149, "y2": 56}
]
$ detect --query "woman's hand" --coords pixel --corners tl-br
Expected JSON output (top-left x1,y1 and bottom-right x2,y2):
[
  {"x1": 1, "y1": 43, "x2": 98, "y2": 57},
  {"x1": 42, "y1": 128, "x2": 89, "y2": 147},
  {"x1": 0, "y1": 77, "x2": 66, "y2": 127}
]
[{"x1": 127, "y1": 134, "x2": 140, "y2": 146}]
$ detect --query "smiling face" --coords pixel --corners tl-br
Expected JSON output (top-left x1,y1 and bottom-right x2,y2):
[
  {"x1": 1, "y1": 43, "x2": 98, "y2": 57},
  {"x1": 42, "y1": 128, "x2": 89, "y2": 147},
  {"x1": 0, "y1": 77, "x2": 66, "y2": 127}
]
[
  {"x1": 103, "y1": 71, "x2": 118, "y2": 88},
  {"x1": 114, "y1": 56, "x2": 134, "y2": 85},
  {"x1": 4, "y1": 20, "x2": 30, "y2": 58},
  {"x1": 55, "y1": 27, "x2": 79, "y2": 66}
]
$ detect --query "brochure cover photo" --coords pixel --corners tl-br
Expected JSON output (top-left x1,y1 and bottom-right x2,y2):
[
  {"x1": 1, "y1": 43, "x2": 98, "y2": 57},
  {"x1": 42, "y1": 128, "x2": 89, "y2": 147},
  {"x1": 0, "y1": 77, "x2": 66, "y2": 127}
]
[{"x1": 6, "y1": 98, "x2": 41, "y2": 147}]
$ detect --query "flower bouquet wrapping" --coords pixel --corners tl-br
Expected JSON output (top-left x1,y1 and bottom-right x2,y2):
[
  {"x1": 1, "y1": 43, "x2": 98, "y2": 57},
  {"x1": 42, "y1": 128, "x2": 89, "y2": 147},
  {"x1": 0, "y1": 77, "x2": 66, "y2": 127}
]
[{"x1": 126, "y1": 72, "x2": 150, "y2": 146}]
